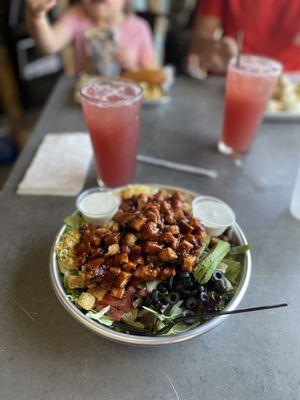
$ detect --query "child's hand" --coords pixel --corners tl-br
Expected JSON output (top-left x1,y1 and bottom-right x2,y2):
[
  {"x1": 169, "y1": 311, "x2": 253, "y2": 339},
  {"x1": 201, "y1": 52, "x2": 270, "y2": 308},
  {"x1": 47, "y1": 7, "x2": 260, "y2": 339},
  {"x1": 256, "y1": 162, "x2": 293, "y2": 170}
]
[
  {"x1": 114, "y1": 45, "x2": 136, "y2": 71},
  {"x1": 26, "y1": 0, "x2": 56, "y2": 19}
]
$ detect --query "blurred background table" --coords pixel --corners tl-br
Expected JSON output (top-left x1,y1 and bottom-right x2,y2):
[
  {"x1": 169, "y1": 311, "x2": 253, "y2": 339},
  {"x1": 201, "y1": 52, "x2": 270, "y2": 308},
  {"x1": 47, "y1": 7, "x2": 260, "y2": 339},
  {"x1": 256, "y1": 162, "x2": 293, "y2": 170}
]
[{"x1": 1, "y1": 76, "x2": 300, "y2": 400}]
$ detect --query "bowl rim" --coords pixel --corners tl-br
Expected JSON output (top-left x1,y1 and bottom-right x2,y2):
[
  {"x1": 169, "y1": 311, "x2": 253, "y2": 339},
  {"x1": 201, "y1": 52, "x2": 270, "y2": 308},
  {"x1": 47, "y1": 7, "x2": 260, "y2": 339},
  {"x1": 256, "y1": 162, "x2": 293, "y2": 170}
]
[{"x1": 49, "y1": 184, "x2": 252, "y2": 346}]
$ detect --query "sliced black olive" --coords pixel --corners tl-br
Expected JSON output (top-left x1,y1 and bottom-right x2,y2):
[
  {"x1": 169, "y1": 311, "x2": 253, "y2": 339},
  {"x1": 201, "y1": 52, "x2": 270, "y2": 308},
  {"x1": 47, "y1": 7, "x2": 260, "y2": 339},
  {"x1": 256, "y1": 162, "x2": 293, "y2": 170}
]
[
  {"x1": 184, "y1": 297, "x2": 198, "y2": 311},
  {"x1": 168, "y1": 275, "x2": 175, "y2": 290},
  {"x1": 180, "y1": 288, "x2": 192, "y2": 300},
  {"x1": 143, "y1": 296, "x2": 152, "y2": 307},
  {"x1": 209, "y1": 269, "x2": 227, "y2": 293},
  {"x1": 151, "y1": 289, "x2": 161, "y2": 304},
  {"x1": 157, "y1": 282, "x2": 169, "y2": 295},
  {"x1": 179, "y1": 272, "x2": 191, "y2": 279},
  {"x1": 173, "y1": 280, "x2": 184, "y2": 292},
  {"x1": 182, "y1": 309, "x2": 196, "y2": 325},
  {"x1": 182, "y1": 277, "x2": 194, "y2": 290},
  {"x1": 199, "y1": 292, "x2": 210, "y2": 308},
  {"x1": 166, "y1": 291, "x2": 180, "y2": 305}
]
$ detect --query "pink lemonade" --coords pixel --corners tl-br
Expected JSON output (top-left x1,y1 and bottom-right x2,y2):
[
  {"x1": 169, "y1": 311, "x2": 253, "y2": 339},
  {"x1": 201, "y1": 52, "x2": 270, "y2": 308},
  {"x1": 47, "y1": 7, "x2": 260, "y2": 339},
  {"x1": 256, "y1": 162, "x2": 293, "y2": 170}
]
[
  {"x1": 219, "y1": 56, "x2": 282, "y2": 154},
  {"x1": 81, "y1": 78, "x2": 142, "y2": 187}
]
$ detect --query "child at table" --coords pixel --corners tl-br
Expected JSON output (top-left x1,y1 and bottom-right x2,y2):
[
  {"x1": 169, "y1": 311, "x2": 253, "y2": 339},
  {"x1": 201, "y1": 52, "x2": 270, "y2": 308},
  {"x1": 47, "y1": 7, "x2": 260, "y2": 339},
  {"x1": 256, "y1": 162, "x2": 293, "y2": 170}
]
[{"x1": 25, "y1": 0, "x2": 156, "y2": 74}]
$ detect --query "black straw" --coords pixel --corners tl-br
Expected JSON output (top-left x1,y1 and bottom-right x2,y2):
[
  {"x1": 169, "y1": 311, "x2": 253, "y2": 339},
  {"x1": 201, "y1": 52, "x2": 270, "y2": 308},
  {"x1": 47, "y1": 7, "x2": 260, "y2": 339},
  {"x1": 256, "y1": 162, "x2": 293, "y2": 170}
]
[{"x1": 112, "y1": 303, "x2": 288, "y2": 337}]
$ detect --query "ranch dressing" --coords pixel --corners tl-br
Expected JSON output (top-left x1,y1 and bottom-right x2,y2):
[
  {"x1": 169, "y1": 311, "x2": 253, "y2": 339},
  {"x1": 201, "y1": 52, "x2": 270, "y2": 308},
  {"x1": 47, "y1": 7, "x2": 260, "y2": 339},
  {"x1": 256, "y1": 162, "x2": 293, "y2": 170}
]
[
  {"x1": 76, "y1": 188, "x2": 120, "y2": 225},
  {"x1": 80, "y1": 192, "x2": 119, "y2": 216},
  {"x1": 192, "y1": 196, "x2": 235, "y2": 236}
]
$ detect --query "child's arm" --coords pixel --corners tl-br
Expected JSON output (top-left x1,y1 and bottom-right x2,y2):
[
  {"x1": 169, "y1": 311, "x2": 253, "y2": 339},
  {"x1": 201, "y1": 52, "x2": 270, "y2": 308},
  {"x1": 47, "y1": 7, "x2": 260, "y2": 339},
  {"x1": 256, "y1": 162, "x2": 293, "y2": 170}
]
[{"x1": 26, "y1": 0, "x2": 72, "y2": 53}]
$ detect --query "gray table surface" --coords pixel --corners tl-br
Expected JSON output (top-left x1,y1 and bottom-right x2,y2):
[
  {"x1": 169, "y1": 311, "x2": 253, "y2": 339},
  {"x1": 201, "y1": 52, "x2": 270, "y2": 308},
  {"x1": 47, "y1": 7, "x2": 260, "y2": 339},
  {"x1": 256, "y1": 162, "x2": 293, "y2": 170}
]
[{"x1": 1, "y1": 77, "x2": 300, "y2": 400}]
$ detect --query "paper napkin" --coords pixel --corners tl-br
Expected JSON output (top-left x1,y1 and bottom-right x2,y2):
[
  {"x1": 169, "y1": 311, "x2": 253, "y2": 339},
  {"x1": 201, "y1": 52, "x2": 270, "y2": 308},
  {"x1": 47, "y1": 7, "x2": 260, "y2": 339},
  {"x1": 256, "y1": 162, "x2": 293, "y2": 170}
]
[{"x1": 17, "y1": 133, "x2": 93, "y2": 196}]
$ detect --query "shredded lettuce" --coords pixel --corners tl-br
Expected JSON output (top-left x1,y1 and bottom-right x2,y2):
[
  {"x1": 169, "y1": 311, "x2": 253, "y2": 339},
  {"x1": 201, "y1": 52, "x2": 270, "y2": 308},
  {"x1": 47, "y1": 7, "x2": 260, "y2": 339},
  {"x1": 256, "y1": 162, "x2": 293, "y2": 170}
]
[
  {"x1": 86, "y1": 306, "x2": 114, "y2": 326},
  {"x1": 146, "y1": 280, "x2": 161, "y2": 293},
  {"x1": 228, "y1": 244, "x2": 252, "y2": 256},
  {"x1": 223, "y1": 258, "x2": 242, "y2": 285},
  {"x1": 166, "y1": 322, "x2": 198, "y2": 336},
  {"x1": 143, "y1": 301, "x2": 183, "y2": 322},
  {"x1": 67, "y1": 294, "x2": 78, "y2": 302}
]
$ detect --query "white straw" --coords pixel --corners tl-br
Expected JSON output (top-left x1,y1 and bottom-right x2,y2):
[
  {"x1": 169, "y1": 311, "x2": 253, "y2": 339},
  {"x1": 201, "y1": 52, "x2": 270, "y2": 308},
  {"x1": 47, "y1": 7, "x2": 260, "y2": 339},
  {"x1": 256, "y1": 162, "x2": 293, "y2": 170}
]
[{"x1": 137, "y1": 154, "x2": 218, "y2": 179}]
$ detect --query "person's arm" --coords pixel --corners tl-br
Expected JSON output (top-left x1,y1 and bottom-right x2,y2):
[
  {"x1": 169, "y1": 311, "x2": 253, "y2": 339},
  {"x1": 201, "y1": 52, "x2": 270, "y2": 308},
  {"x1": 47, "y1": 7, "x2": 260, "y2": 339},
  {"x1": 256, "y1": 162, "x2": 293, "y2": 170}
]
[
  {"x1": 188, "y1": 13, "x2": 238, "y2": 75},
  {"x1": 26, "y1": 0, "x2": 72, "y2": 54}
]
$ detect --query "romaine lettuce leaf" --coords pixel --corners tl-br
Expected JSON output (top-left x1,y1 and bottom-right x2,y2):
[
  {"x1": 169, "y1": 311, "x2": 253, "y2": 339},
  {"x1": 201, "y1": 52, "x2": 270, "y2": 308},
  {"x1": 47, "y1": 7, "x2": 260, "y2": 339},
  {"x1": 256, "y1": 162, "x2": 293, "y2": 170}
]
[
  {"x1": 223, "y1": 258, "x2": 241, "y2": 285},
  {"x1": 122, "y1": 309, "x2": 145, "y2": 328},
  {"x1": 86, "y1": 306, "x2": 114, "y2": 326},
  {"x1": 64, "y1": 214, "x2": 83, "y2": 232},
  {"x1": 229, "y1": 244, "x2": 252, "y2": 256},
  {"x1": 143, "y1": 301, "x2": 183, "y2": 322}
]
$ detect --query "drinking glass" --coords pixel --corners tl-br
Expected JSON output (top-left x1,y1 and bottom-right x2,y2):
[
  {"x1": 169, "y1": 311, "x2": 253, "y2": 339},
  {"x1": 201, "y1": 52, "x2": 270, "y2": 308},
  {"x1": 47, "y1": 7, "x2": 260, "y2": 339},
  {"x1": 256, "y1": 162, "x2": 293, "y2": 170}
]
[
  {"x1": 80, "y1": 77, "x2": 142, "y2": 187},
  {"x1": 218, "y1": 55, "x2": 282, "y2": 155}
]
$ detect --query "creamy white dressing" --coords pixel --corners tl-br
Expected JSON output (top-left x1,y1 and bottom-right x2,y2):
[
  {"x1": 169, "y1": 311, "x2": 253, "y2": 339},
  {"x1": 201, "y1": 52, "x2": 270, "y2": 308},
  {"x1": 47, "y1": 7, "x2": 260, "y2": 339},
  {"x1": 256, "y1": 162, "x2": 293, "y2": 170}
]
[
  {"x1": 79, "y1": 192, "x2": 119, "y2": 216},
  {"x1": 193, "y1": 200, "x2": 233, "y2": 226}
]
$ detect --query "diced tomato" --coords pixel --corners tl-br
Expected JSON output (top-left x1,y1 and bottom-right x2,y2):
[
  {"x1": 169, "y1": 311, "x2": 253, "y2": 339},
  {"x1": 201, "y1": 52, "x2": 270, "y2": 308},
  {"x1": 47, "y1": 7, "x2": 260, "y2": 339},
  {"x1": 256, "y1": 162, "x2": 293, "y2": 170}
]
[
  {"x1": 99, "y1": 287, "x2": 136, "y2": 314},
  {"x1": 138, "y1": 288, "x2": 148, "y2": 297},
  {"x1": 107, "y1": 307, "x2": 125, "y2": 321}
]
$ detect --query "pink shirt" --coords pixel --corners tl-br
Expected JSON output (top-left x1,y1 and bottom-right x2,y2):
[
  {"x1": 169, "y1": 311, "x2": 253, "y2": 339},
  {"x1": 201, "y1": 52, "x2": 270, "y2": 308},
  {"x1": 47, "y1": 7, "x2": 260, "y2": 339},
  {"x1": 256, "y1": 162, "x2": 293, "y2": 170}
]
[{"x1": 60, "y1": 5, "x2": 155, "y2": 74}]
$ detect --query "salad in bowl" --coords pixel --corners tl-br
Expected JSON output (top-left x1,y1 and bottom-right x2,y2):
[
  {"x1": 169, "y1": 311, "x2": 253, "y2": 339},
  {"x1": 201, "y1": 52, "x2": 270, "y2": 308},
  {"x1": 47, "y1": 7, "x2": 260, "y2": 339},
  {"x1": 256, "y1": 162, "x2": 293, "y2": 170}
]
[{"x1": 51, "y1": 184, "x2": 251, "y2": 344}]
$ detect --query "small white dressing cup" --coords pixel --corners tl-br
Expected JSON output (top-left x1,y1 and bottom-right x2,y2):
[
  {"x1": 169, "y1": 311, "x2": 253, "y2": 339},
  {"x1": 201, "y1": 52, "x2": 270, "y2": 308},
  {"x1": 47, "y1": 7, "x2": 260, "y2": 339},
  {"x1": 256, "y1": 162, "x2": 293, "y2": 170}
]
[
  {"x1": 192, "y1": 196, "x2": 236, "y2": 237},
  {"x1": 76, "y1": 187, "x2": 120, "y2": 225}
]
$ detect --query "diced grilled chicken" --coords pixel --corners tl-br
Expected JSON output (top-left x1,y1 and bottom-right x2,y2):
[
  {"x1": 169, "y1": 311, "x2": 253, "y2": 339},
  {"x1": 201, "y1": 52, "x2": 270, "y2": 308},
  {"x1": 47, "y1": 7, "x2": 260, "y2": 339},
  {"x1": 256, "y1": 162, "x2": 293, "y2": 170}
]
[
  {"x1": 159, "y1": 267, "x2": 176, "y2": 280},
  {"x1": 141, "y1": 222, "x2": 159, "y2": 240},
  {"x1": 144, "y1": 241, "x2": 163, "y2": 254},
  {"x1": 179, "y1": 220, "x2": 194, "y2": 233},
  {"x1": 136, "y1": 194, "x2": 148, "y2": 211},
  {"x1": 115, "y1": 271, "x2": 132, "y2": 288},
  {"x1": 178, "y1": 240, "x2": 194, "y2": 252},
  {"x1": 183, "y1": 255, "x2": 197, "y2": 272},
  {"x1": 110, "y1": 287, "x2": 126, "y2": 299},
  {"x1": 130, "y1": 214, "x2": 147, "y2": 231},
  {"x1": 116, "y1": 253, "x2": 129, "y2": 264},
  {"x1": 67, "y1": 274, "x2": 85, "y2": 289},
  {"x1": 88, "y1": 286, "x2": 107, "y2": 301},
  {"x1": 105, "y1": 233, "x2": 121, "y2": 245},
  {"x1": 122, "y1": 262, "x2": 137, "y2": 272},
  {"x1": 134, "y1": 265, "x2": 159, "y2": 281},
  {"x1": 165, "y1": 225, "x2": 180, "y2": 236},
  {"x1": 159, "y1": 247, "x2": 178, "y2": 262},
  {"x1": 122, "y1": 233, "x2": 137, "y2": 247}
]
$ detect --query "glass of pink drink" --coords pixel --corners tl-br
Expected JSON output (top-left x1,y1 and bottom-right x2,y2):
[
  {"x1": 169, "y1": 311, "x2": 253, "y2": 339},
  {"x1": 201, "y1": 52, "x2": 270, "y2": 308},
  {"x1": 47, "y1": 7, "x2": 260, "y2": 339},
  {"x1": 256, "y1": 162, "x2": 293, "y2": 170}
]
[
  {"x1": 80, "y1": 77, "x2": 142, "y2": 187},
  {"x1": 218, "y1": 55, "x2": 282, "y2": 155}
]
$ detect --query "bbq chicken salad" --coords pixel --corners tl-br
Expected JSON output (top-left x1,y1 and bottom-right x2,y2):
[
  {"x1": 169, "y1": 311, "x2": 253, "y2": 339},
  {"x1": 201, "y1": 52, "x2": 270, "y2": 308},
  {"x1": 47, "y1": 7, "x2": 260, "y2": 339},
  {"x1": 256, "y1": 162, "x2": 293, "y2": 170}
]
[{"x1": 54, "y1": 185, "x2": 251, "y2": 336}]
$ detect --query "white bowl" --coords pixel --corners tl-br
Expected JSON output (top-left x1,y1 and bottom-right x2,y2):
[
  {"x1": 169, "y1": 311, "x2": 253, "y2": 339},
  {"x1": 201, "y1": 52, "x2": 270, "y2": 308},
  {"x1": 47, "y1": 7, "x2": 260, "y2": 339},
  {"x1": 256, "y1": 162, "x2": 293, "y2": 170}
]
[{"x1": 50, "y1": 185, "x2": 251, "y2": 346}]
